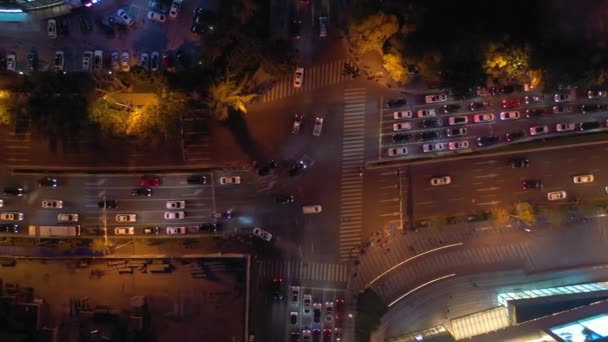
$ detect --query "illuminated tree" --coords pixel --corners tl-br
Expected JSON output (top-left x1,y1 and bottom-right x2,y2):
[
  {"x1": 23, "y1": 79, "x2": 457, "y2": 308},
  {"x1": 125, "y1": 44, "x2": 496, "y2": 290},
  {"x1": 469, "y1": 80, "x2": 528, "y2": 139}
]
[
  {"x1": 483, "y1": 42, "x2": 531, "y2": 82},
  {"x1": 382, "y1": 53, "x2": 409, "y2": 83},
  {"x1": 349, "y1": 12, "x2": 400, "y2": 56},
  {"x1": 513, "y1": 202, "x2": 536, "y2": 226},
  {"x1": 490, "y1": 208, "x2": 510, "y2": 226}
]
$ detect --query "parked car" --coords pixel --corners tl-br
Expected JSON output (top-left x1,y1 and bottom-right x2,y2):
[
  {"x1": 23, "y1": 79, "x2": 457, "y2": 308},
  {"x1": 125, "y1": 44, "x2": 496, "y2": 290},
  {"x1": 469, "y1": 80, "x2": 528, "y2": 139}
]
[
  {"x1": 446, "y1": 127, "x2": 467, "y2": 137},
  {"x1": 392, "y1": 122, "x2": 412, "y2": 131},
  {"x1": 502, "y1": 98, "x2": 521, "y2": 109},
  {"x1": 553, "y1": 105, "x2": 573, "y2": 114},
  {"x1": 117, "y1": 9, "x2": 134, "y2": 26},
  {"x1": 121, "y1": 51, "x2": 130, "y2": 71},
  {"x1": 554, "y1": 93, "x2": 572, "y2": 102},
  {"x1": 523, "y1": 179, "x2": 543, "y2": 190},
  {"x1": 417, "y1": 109, "x2": 436, "y2": 118},
  {"x1": 505, "y1": 130, "x2": 525, "y2": 142},
  {"x1": 420, "y1": 131, "x2": 440, "y2": 141},
  {"x1": 38, "y1": 177, "x2": 58, "y2": 187},
  {"x1": 469, "y1": 102, "x2": 485, "y2": 111},
  {"x1": 82, "y1": 51, "x2": 92, "y2": 71},
  {"x1": 164, "y1": 211, "x2": 185, "y2": 219},
  {"x1": 293, "y1": 67, "x2": 304, "y2": 87},
  {"x1": 500, "y1": 111, "x2": 520, "y2": 120},
  {"x1": 424, "y1": 94, "x2": 448, "y2": 104},
  {"x1": 93, "y1": 50, "x2": 103, "y2": 70},
  {"x1": 220, "y1": 176, "x2": 241, "y2": 184},
  {"x1": 3, "y1": 186, "x2": 24, "y2": 196},
  {"x1": 392, "y1": 133, "x2": 411, "y2": 143},
  {"x1": 169, "y1": 0, "x2": 181, "y2": 19},
  {"x1": 151, "y1": 51, "x2": 160, "y2": 71},
  {"x1": 529, "y1": 125, "x2": 549, "y2": 136},
  {"x1": 556, "y1": 123, "x2": 575, "y2": 132},
  {"x1": 448, "y1": 140, "x2": 469, "y2": 150},
  {"x1": 292, "y1": 113, "x2": 303, "y2": 134},
  {"x1": 144, "y1": 226, "x2": 160, "y2": 234},
  {"x1": 47, "y1": 19, "x2": 57, "y2": 39},
  {"x1": 0, "y1": 224, "x2": 19, "y2": 233},
  {"x1": 524, "y1": 95, "x2": 544, "y2": 104},
  {"x1": 289, "y1": 161, "x2": 307, "y2": 177},
  {"x1": 587, "y1": 90, "x2": 607, "y2": 99},
  {"x1": 477, "y1": 136, "x2": 499, "y2": 147},
  {"x1": 6, "y1": 53, "x2": 16, "y2": 71},
  {"x1": 442, "y1": 104, "x2": 461, "y2": 113},
  {"x1": 422, "y1": 143, "x2": 445, "y2": 153},
  {"x1": 448, "y1": 116, "x2": 468, "y2": 125},
  {"x1": 313, "y1": 117, "x2": 324, "y2": 136},
  {"x1": 111, "y1": 51, "x2": 119, "y2": 71},
  {"x1": 580, "y1": 104, "x2": 605, "y2": 113},
  {"x1": 421, "y1": 118, "x2": 442, "y2": 128},
  {"x1": 525, "y1": 108, "x2": 547, "y2": 118},
  {"x1": 191, "y1": 8, "x2": 214, "y2": 34},
  {"x1": 387, "y1": 147, "x2": 407, "y2": 156},
  {"x1": 385, "y1": 98, "x2": 407, "y2": 108},
  {"x1": 473, "y1": 113, "x2": 495, "y2": 123},
  {"x1": 140, "y1": 53, "x2": 150, "y2": 70},
  {"x1": 1, "y1": 212, "x2": 23, "y2": 221},
  {"x1": 393, "y1": 111, "x2": 413, "y2": 119},
  {"x1": 147, "y1": 11, "x2": 167, "y2": 23},
  {"x1": 579, "y1": 121, "x2": 601, "y2": 131},
  {"x1": 509, "y1": 158, "x2": 529, "y2": 168}
]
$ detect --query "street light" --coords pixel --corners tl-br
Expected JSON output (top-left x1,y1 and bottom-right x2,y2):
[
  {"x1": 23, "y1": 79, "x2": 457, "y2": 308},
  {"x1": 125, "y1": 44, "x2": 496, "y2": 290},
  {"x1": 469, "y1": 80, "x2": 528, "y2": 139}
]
[{"x1": 101, "y1": 194, "x2": 108, "y2": 248}]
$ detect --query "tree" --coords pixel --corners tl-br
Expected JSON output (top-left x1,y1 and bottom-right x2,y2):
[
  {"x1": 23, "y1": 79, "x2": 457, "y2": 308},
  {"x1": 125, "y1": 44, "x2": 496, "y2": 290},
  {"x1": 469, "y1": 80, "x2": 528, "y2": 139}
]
[
  {"x1": 490, "y1": 208, "x2": 510, "y2": 226},
  {"x1": 260, "y1": 39, "x2": 300, "y2": 79},
  {"x1": 88, "y1": 97, "x2": 130, "y2": 137},
  {"x1": 483, "y1": 42, "x2": 531, "y2": 83},
  {"x1": 207, "y1": 71, "x2": 257, "y2": 121},
  {"x1": 349, "y1": 12, "x2": 400, "y2": 56},
  {"x1": 539, "y1": 206, "x2": 568, "y2": 227},
  {"x1": 356, "y1": 289, "x2": 387, "y2": 342},
  {"x1": 382, "y1": 53, "x2": 410, "y2": 84},
  {"x1": 513, "y1": 202, "x2": 536, "y2": 226}
]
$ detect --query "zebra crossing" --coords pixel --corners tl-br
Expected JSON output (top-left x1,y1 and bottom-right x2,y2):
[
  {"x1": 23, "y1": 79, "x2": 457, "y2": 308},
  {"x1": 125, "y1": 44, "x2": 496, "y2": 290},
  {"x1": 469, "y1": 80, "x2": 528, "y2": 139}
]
[
  {"x1": 338, "y1": 88, "x2": 367, "y2": 262},
  {"x1": 260, "y1": 58, "x2": 353, "y2": 103},
  {"x1": 257, "y1": 259, "x2": 350, "y2": 284}
]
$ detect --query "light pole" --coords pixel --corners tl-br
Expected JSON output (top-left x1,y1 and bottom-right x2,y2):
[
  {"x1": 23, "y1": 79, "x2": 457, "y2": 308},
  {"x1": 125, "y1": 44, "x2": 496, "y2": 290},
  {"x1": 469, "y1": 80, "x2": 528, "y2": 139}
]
[{"x1": 101, "y1": 194, "x2": 108, "y2": 248}]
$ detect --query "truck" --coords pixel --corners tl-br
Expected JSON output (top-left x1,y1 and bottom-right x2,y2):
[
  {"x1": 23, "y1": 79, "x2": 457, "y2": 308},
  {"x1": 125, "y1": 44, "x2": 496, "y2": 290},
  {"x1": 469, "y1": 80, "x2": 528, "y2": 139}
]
[{"x1": 28, "y1": 225, "x2": 80, "y2": 237}]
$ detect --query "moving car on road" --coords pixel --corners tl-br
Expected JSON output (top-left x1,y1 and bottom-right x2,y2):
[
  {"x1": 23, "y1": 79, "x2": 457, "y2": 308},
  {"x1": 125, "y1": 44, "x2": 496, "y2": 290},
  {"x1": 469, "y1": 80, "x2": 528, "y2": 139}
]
[
  {"x1": 116, "y1": 214, "x2": 136, "y2": 222},
  {"x1": 253, "y1": 227, "x2": 272, "y2": 241},
  {"x1": 58, "y1": 213, "x2": 78, "y2": 222},
  {"x1": 430, "y1": 176, "x2": 451, "y2": 186},
  {"x1": 167, "y1": 226, "x2": 187, "y2": 234},
  {"x1": 187, "y1": 175, "x2": 206, "y2": 184},
  {"x1": 42, "y1": 200, "x2": 63, "y2": 208},
  {"x1": 147, "y1": 11, "x2": 166, "y2": 23},
  {"x1": 164, "y1": 211, "x2": 185, "y2": 220},
  {"x1": 98, "y1": 200, "x2": 118, "y2": 208},
  {"x1": 276, "y1": 195, "x2": 295, "y2": 204},
  {"x1": 39, "y1": 177, "x2": 58, "y2": 187},
  {"x1": 292, "y1": 113, "x2": 303, "y2": 134},
  {"x1": 1, "y1": 212, "x2": 23, "y2": 221},
  {"x1": 166, "y1": 201, "x2": 186, "y2": 209},
  {"x1": 523, "y1": 179, "x2": 543, "y2": 190},
  {"x1": 293, "y1": 67, "x2": 304, "y2": 88},
  {"x1": 505, "y1": 130, "x2": 525, "y2": 142},
  {"x1": 115, "y1": 227, "x2": 134, "y2": 235},
  {"x1": 477, "y1": 135, "x2": 499, "y2": 147},
  {"x1": 82, "y1": 51, "x2": 92, "y2": 71},
  {"x1": 509, "y1": 158, "x2": 529, "y2": 168},
  {"x1": 55, "y1": 51, "x2": 64, "y2": 71},
  {"x1": 548, "y1": 191, "x2": 567, "y2": 201},
  {"x1": 220, "y1": 176, "x2": 241, "y2": 184},
  {"x1": 302, "y1": 205, "x2": 322, "y2": 214},
  {"x1": 573, "y1": 174, "x2": 594, "y2": 184},
  {"x1": 313, "y1": 117, "x2": 324, "y2": 136},
  {"x1": 117, "y1": 9, "x2": 134, "y2": 26},
  {"x1": 289, "y1": 161, "x2": 307, "y2": 177},
  {"x1": 3, "y1": 186, "x2": 24, "y2": 196},
  {"x1": 502, "y1": 98, "x2": 521, "y2": 109},
  {"x1": 140, "y1": 175, "x2": 160, "y2": 187},
  {"x1": 131, "y1": 188, "x2": 152, "y2": 196},
  {"x1": 554, "y1": 93, "x2": 572, "y2": 102},
  {"x1": 579, "y1": 121, "x2": 601, "y2": 130}
]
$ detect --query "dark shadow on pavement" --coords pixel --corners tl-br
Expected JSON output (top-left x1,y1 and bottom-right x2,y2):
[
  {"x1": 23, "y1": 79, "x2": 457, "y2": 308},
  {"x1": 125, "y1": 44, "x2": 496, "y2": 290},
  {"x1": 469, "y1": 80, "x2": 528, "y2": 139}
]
[{"x1": 225, "y1": 110, "x2": 264, "y2": 162}]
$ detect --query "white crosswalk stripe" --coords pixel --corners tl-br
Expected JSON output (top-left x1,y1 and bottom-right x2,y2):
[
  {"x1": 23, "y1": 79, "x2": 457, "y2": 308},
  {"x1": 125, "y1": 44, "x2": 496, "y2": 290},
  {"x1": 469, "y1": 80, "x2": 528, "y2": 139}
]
[
  {"x1": 258, "y1": 260, "x2": 350, "y2": 283},
  {"x1": 339, "y1": 88, "x2": 367, "y2": 262},
  {"x1": 259, "y1": 58, "x2": 352, "y2": 103}
]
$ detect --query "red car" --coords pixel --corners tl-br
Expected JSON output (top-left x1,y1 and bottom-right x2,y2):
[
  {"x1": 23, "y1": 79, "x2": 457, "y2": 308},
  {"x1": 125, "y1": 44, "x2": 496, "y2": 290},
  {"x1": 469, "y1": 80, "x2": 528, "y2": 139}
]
[
  {"x1": 161, "y1": 52, "x2": 170, "y2": 69},
  {"x1": 334, "y1": 298, "x2": 345, "y2": 320},
  {"x1": 292, "y1": 113, "x2": 303, "y2": 134},
  {"x1": 502, "y1": 98, "x2": 521, "y2": 109},
  {"x1": 323, "y1": 329, "x2": 332, "y2": 342},
  {"x1": 140, "y1": 175, "x2": 160, "y2": 187}
]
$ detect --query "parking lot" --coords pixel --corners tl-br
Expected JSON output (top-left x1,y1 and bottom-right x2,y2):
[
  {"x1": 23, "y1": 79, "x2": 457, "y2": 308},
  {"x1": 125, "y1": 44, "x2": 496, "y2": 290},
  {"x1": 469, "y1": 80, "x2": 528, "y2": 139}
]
[{"x1": 0, "y1": 0, "x2": 217, "y2": 73}]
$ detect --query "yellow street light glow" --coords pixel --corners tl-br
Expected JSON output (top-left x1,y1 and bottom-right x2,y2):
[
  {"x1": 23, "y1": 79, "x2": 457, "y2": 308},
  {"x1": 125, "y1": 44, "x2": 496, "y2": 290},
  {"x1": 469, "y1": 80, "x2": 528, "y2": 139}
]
[
  {"x1": 366, "y1": 243, "x2": 463, "y2": 288},
  {"x1": 388, "y1": 273, "x2": 456, "y2": 308}
]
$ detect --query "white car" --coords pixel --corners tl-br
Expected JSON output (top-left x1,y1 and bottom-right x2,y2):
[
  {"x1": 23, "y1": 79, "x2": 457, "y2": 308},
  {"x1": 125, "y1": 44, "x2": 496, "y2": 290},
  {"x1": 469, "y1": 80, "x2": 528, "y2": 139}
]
[
  {"x1": 252, "y1": 227, "x2": 272, "y2": 241},
  {"x1": 500, "y1": 111, "x2": 520, "y2": 120},
  {"x1": 1, "y1": 212, "x2": 23, "y2": 221},
  {"x1": 424, "y1": 94, "x2": 448, "y2": 104},
  {"x1": 93, "y1": 50, "x2": 103, "y2": 70},
  {"x1": 82, "y1": 51, "x2": 92, "y2": 71},
  {"x1": 303, "y1": 294, "x2": 312, "y2": 314},
  {"x1": 554, "y1": 93, "x2": 571, "y2": 102},
  {"x1": 169, "y1": 0, "x2": 181, "y2": 19},
  {"x1": 6, "y1": 53, "x2": 16, "y2": 71},
  {"x1": 115, "y1": 214, "x2": 136, "y2": 222},
  {"x1": 164, "y1": 211, "x2": 185, "y2": 220},
  {"x1": 573, "y1": 174, "x2": 594, "y2": 184},
  {"x1": 302, "y1": 205, "x2": 322, "y2": 214},
  {"x1": 393, "y1": 111, "x2": 413, "y2": 119},
  {"x1": 387, "y1": 147, "x2": 407, "y2": 156},
  {"x1": 166, "y1": 201, "x2": 186, "y2": 209},
  {"x1": 473, "y1": 113, "x2": 495, "y2": 123},
  {"x1": 448, "y1": 140, "x2": 469, "y2": 150},
  {"x1": 325, "y1": 302, "x2": 334, "y2": 323},
  {"x1": 430, "y1": 176, "x2": 451, "y2": 186},
  {"x1": 54, "y1": 51, "x2": 64, "y2": 71},
  {"x1": 121, "y1": 51, "x2": 130, "y2": 72},
  {"x1": 555, "y1": 123, "x2": 575, "y2": 132},
  {"x1": 114, "y1": 227, "x2": 135, "y2": 235},
  {"x1": 417, "y1": 109, "x2": 436, "y2": 117},
  {"x1": 140, "y1": 53, "x2": 149, "y2": 70},
  {"x1": 47, "y1": 19, "x2": 57, "y2": 39},
  {"x1": 220, "y1": 176, "x2": 241, "y2": 184},
  {"x1": 422, "y1": 143, "x2": 446, "y2": 153},
  {"x1": 448, "y1": 116, "x2": 468, "y2": 126},
  {"x1": 291, "y1": 286, "x2": 300, "y2": 303},
  {"x1": 58, "y1": 213, "x2": 79, "y2": 222},
  {"x1": 167, "y1": 226, "x2": 187, "y2": 234},
  {"x1": 313, "y1": 117, "x2": 324, "y2": 136},
  {"x1": 392, "y1": 122, "x2": 411, "y2": 131},
  {"x1": 117, "y1": 9, "x2": 134, "y2": 26},
  {"x1": 293, "y1": 67, "x2": 304, "y2": 88},
  {"x1": 147, "y1": 11, "x2": 167, "y2": 23},
  {"x1": 0, "y1": 200, "x2": 3, "y2": 208},
  {"x1": 529, "y1": 125, "x2": 549, "y2": 136},
  {"x1": 42, "y1": 200, "x2": 63, "y2": 209},
  {"x1": 547, "y1": 191, "x2": 567, "y2": 201},
  {"x1": 111, "y1": 51, "x2": 120, "y2": 71}
]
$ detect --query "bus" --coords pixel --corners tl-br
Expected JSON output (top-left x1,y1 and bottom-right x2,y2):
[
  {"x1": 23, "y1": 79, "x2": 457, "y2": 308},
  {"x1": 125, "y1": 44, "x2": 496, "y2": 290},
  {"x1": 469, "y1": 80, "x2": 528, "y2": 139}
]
[{"x1": 28, "y1": 225, "x2": 81, "y2": 237}]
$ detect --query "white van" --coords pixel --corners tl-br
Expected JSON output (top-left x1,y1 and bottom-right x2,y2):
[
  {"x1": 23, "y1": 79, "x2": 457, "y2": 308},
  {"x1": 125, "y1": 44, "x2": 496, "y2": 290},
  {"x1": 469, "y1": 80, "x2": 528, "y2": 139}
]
[{"x1": 302, "y1": 205, "x2": 322, "y2": 214}]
